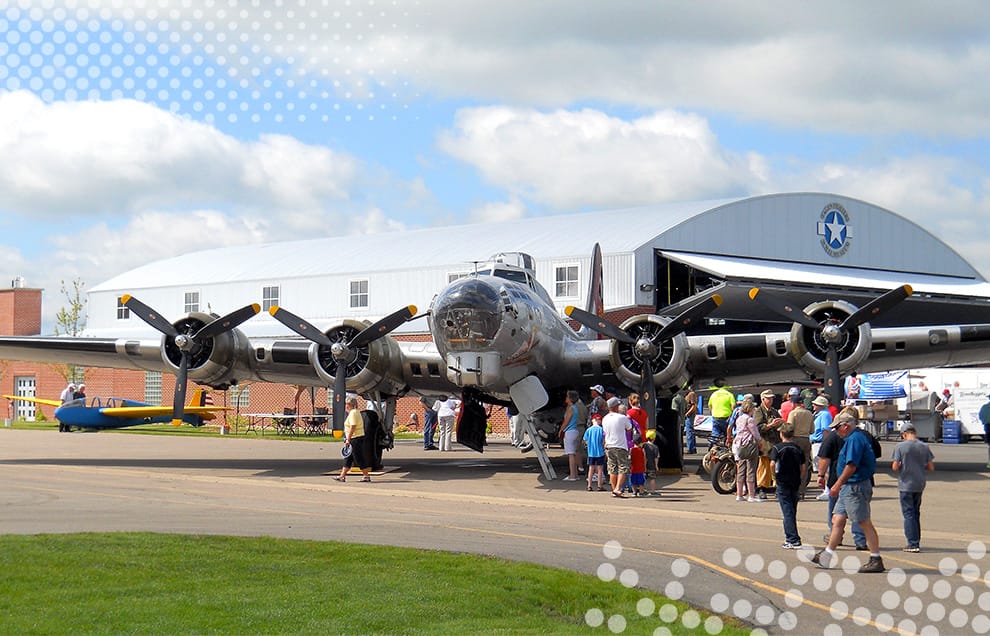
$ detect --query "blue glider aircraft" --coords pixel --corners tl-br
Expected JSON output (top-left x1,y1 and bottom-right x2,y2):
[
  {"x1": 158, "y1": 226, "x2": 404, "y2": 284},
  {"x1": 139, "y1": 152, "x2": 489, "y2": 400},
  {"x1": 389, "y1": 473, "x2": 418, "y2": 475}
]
[{"x1": 3, "y1": 389, "x2": 228, "y2": 432}]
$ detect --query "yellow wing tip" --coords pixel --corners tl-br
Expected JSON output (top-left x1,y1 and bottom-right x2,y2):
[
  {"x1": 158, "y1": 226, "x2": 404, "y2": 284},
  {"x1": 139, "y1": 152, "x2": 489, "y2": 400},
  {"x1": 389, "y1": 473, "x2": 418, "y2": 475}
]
[{"x1": 748, "y1": 288, "x2": 760, "y2": 300}]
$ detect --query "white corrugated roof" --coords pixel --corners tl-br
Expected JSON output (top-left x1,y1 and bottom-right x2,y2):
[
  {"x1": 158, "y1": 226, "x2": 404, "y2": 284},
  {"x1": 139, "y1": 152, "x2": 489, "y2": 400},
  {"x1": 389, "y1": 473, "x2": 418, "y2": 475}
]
[{"x1": 90, "y1": 198, "x2": 733, "y2": 291}]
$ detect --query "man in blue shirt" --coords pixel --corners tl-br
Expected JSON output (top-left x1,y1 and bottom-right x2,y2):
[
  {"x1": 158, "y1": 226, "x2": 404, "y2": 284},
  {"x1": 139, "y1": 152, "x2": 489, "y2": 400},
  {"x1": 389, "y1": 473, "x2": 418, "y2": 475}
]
[
  {"x1": 979, "y1": 393, "x2": 990, "y2": 469},
  {"x1": 809, "y1": 395, "x2": 833, "y2": 443},
  {"x1": 813, "y1": 410, "x2": 884, "y2": 573}
]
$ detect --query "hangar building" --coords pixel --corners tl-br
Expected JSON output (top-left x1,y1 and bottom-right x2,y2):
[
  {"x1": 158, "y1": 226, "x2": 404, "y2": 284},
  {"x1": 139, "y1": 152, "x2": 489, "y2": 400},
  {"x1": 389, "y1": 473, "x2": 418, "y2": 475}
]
[{"x1": 85, "y1": 191, "x2": 990, "y2": 339}]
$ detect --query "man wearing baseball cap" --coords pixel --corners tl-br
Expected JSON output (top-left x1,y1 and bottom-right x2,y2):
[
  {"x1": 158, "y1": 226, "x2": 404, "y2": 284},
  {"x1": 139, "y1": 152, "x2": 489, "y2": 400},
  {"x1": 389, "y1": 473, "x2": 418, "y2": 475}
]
[
  {"x1": 753, "y1": 389, "x2": 781, "y2": 495},
  {"x1": 891, "y1": 422, "x2": 935, "y2": 552},
  {"x1": 779, "y1": 387, "x2": 801, "y2": 422},
  {"x1": 809, "y1": 395, "x2": 833, "y2": 445},
  {"x1": 813, "y1": 410, "x2": 884, "y2": 573},
  {"x1": 979, "y1": 393, "x2": 990, "y2": 469}
]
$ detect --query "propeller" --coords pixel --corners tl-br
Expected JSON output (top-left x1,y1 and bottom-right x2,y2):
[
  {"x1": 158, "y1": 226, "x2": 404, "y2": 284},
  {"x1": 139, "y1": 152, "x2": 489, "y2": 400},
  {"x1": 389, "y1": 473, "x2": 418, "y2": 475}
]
[
  {"x1": 268, "y1": 304, "x2": 417, "y2": 433},
  {"x1": 749, "y1": 285, "x2": 913, "y2": 406},
  {"x1": 565, "y1": 294, "x2": 722, "y2": 430},
  {"x1": 122, "y1": 295, "x2": 260, "y2": 426}
]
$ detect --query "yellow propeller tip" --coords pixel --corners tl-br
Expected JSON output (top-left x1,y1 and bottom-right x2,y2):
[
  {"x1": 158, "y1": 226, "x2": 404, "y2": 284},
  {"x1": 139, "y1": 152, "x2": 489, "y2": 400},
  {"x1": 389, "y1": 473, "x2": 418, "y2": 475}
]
[
  {"x1": 268, "y1": 305, "x2": 280, "y2": 316},
  {"x1": 250, "y1": 303, "x2": 261, "y2": 313},
  {"x1": 564, "y1": 306, "x2": 576, "y2": 316},
  {"x1": 711, "y1": 294, "x2": 723, "y2": 306},
  {"x1": 408, "y1": 305, "x2": 418, "y2": 315},
  {"x1": 903, "y1": 284, "x2": 914, "y2": 296},
  {"x1": 121, "y1": 293, "x2": 132, "y2": 303},
  {"x1": 171, "y1": 419, "x2": 183, "y2": 427},
  {"x1": 748, "y1": 288, "x2": 760, "y2": 300}
]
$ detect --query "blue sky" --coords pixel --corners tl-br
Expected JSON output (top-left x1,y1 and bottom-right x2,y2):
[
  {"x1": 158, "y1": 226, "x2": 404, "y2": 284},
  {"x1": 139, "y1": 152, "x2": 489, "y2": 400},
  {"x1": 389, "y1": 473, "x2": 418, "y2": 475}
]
[{"x1": 1, "y1": 1, "x2": 988, "y2": 331}]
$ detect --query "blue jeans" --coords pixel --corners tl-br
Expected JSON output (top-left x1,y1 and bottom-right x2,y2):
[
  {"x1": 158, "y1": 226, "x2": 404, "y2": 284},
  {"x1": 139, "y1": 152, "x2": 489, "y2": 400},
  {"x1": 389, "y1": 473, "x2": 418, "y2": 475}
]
[
  {"x1": 828, "y1": 491, "x2": 866, "y2": 546},
  {"x1": 422, "y1": 409, "x2": 437, "y2": 448},
  {"x1": 900, "y1": 490, "x2": 923, "y2": 548},
  {"x1": 776, "y1": 485, "x2": 801, "y2": 545},
  {"x1": 711, "y1": 417, "x2": 729, "y2": 446},
  {"x1": 685, "y1": 417, "x2": 696, "y2": 452}
]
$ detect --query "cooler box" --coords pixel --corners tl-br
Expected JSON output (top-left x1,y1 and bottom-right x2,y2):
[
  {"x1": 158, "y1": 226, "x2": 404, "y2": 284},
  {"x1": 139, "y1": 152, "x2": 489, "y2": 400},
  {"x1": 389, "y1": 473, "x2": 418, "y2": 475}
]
[{"x1": 941, "y1": 419, "x2": 964, "y2": 444}]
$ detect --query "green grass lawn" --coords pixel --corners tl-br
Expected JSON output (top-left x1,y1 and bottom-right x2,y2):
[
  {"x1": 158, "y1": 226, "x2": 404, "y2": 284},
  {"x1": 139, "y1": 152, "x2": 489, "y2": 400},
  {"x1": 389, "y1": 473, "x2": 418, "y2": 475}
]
[{"x1": 0, "y1": 533, "x2": 745, "y2": 635}]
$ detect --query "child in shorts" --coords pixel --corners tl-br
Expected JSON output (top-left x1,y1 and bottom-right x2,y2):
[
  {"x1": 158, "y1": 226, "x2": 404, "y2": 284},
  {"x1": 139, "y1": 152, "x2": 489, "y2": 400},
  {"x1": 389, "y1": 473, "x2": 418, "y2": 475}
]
[
  {"x1": 583, "y1": 416, "x2": 606, "y2": 491},
  {"x1": 643, "y1": 430, "x2": 660, "y2": 495},
  {"x1": 629, "y1": 439, "x2": 647, "y2": 497}
]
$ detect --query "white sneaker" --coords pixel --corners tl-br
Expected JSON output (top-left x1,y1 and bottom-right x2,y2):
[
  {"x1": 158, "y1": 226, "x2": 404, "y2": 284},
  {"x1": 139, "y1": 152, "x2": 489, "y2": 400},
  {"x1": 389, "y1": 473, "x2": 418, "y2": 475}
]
[
  {"x1": 562, "y1": 476, "x2": 579, "y2": 481},
  {"x1": 735, "y1": 496, "x2": 745, "y2": 501},
  {"x1": 747, "y1": 497, "x2": 762, "y2": 503}
]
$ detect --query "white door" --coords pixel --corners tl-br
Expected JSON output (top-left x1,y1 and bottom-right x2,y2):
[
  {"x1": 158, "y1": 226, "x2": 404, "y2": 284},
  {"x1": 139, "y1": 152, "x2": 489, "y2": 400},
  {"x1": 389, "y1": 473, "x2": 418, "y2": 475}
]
[{"x1": 13, "y1": 376, "x2": 36, "y2": 421}]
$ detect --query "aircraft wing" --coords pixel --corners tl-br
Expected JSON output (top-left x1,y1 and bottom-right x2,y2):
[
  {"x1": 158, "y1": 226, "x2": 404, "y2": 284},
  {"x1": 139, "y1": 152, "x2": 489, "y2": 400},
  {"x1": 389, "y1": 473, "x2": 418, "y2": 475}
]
[
  {"x1": 99, "y1": 405, "x2": 231, "y2": 419},
  {"x1": 2, "y1": 394, "x2": 63, "y2": 407}
]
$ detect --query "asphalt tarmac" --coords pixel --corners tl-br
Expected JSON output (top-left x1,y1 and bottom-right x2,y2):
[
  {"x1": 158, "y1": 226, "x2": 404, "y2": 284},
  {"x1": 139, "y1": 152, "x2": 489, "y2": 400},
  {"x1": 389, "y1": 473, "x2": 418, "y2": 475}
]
[{"x1": 1, "y1": 428, "x2": 988, "y2": 635}]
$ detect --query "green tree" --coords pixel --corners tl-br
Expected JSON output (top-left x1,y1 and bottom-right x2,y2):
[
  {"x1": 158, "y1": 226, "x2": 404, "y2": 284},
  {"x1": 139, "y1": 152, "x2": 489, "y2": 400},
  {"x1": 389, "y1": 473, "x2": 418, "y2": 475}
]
[{"x1": 50, "y1": 278, "x2": 88, "y2": 385}]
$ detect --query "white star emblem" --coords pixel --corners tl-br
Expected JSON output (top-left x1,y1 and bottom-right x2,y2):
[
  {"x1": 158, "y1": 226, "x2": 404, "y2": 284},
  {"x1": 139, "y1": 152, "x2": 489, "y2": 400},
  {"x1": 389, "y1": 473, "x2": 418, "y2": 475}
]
[{"x1": 824, "y1": 211, "x2": 846, "y2": 248}]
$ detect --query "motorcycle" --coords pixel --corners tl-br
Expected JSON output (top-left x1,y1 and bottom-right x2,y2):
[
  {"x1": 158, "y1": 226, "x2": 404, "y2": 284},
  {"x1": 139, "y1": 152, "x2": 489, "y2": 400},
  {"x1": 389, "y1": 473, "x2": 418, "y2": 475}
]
[{"x1": 705, "y1": 437, "x2": 737, "y2": 495}]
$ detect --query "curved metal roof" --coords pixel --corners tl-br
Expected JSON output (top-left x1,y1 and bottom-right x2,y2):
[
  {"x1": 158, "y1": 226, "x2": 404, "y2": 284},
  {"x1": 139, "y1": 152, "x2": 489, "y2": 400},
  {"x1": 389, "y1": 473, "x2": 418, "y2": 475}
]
[{"x1": 91, "y1": 192, "x2": 983, "y2": 293}]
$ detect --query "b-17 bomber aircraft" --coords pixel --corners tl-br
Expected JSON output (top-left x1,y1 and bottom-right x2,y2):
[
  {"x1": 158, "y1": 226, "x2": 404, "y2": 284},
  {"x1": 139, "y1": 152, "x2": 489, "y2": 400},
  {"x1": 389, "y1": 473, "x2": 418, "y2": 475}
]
[
  {"x1": 2, "y1": 244, "x2": 990, "y2": 477},
  {"x1": 3, "y1": 389, "x2": 228, "y2": 432}
]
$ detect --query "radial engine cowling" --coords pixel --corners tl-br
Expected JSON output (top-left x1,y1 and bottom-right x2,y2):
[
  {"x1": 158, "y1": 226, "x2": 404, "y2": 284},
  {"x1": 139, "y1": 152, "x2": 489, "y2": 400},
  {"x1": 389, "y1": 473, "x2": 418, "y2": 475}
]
[
  {"x1": 309, "y1": 319, "x2": 406, "y2": 396},
  {"x1": 608, "y1": 314, "x2": 690, "y2": 391},
  {"x1": 789, "y1": 300, "x2": 872, "y2": 377},
  {"x1": 161, "y1": 311, "x2": 254, "y2": 388}
]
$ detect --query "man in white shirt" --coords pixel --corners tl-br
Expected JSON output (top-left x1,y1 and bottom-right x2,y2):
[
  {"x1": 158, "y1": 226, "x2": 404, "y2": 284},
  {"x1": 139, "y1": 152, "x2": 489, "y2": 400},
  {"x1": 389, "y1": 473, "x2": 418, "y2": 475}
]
[
  {"x1": 59, "y1": 383, "x2": 76, "y2": 404},
  {"x1": 602, "y1": 397, "x2": 632, "y2": 498}
]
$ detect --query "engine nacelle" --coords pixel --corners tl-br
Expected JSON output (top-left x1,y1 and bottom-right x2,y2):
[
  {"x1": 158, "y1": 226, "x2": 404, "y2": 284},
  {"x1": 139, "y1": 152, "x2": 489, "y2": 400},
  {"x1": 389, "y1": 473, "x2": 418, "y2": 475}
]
[
  {"x1": 608, "y1": 314, "x2": 690, "y2": 391},
  {"x1": 789, "y1": 300, "x2": 872, "y2": 377},
  {"x1": 161, "y1": 312, "x2": 253, "y2": 388},
  {"x1": 309, "y1": 319, "x2": 406, "y2": 396}
]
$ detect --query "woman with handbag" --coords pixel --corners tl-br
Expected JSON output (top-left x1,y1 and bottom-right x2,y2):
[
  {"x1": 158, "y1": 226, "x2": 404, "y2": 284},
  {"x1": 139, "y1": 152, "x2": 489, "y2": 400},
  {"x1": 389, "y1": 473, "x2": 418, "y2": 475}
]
[{"x1": 732, "y1": 396, "x2": 762, "y2": 502}]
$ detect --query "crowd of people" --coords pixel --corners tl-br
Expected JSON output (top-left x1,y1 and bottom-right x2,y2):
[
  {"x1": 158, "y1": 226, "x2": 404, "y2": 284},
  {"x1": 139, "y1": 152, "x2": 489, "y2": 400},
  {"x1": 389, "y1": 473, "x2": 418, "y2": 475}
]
[{"x1": 398, "y1": 375, "x2": 959, "y2": 574}]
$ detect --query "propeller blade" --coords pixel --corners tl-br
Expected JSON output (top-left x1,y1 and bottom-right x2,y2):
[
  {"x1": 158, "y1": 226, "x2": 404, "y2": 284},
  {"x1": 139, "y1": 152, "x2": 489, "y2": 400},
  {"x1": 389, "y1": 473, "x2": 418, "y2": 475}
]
[
  {"x1": 564, "y1": 306, "x2": 635, "y2": 344},
  {"x1": 349, "y1": 305, "x2": 417, "y2": 349},
  {"x1": 332, "y1": 369, "x2": 347, "y2": 434},
  {"x1": 195, "y1": 303, "x2": 261, "y2": 340},
  {"x1": 748, "y1": 288, "x2": 821, "y2": 330},
  {"x1": 268, "y1": 306, "x2": 334, "y2": 347},
  {"x1": 122, "y1": 294, "x2": 179, "y2": 337},
  {"x1": 823, "y1": 343, "x2": 841, "y2": 408},
  {"x1": 172, "y1": 352, "x2": 190, "y2": 426},
  {"x1": 655, "y1": 294, "x2": 723, "y2": 342},
  {"x1": 840, "y1": 284, "x2": 913, "y2": 330},
  {"x1": 639, "y1": 356, "x2": 656, "y2": 432}
]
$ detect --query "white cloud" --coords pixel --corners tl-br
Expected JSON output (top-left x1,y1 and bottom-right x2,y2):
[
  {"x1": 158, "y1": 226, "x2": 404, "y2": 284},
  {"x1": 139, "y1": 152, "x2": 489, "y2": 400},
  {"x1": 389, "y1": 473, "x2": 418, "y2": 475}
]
[
  {"x1": 401, "y1": 2, "x2": 990, "y2": 138},
  {"x1": 0, "y1": 91, "x2": 358, "y2": 218},
  {"x1": 439, "y1": 106, "x2": 762, "y2": 209}
]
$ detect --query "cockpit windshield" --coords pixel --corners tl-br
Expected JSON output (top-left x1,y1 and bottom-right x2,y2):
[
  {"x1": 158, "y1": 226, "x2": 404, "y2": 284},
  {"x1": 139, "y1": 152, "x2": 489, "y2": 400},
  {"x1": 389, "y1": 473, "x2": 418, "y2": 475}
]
[
  {"x1": 491, "y1": 268, "x2": 528, "y2": 284},
  {"x1": 432, "y1": 279, "x2": 502, "y2": 350}
]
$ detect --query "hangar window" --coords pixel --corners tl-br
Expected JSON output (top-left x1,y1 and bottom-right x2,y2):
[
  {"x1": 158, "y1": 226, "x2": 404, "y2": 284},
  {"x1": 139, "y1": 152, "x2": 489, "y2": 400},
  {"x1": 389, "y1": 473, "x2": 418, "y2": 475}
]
[
  {"x1": 349, "y1": 280, "x2": 369, "y2": 308},
  {"x1": 262, "y1": 285, "x2": 280, "y2": 311},
  {"x1": 184, "y1": 291, "x2": 200, "y2": 314},
  {"x1": 554, "y1": 264, "x2": 579, "y2": 299},
  {"x1": 117, "y1": 297, "x2": 130, "y2": 320},
  {"x1": 230, "y1": 384, "x2": 250, "y2": 408},
  {"x1": 144, "y1": 371, "x2": 162, "y2": 404}
]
